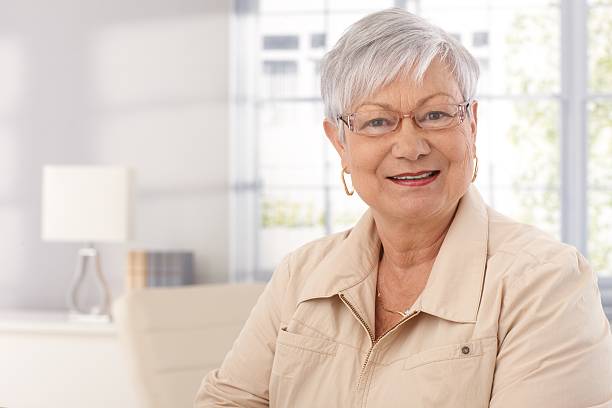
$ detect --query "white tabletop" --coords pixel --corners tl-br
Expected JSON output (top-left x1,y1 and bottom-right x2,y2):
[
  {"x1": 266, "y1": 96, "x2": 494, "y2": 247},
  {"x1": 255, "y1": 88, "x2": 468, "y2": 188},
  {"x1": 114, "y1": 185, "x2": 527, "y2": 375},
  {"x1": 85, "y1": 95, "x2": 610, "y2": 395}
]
[{"x1": 0, "y1": 309, "x2": 116, "y2": 335}]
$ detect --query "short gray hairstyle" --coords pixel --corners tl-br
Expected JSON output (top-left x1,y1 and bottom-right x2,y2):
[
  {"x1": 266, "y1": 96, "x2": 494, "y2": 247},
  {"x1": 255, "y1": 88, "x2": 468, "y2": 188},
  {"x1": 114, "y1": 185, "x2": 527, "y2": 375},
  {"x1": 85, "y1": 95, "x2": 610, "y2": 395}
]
[{"x1": 320, "y1": 8, "x2": 479, "y2": 141}]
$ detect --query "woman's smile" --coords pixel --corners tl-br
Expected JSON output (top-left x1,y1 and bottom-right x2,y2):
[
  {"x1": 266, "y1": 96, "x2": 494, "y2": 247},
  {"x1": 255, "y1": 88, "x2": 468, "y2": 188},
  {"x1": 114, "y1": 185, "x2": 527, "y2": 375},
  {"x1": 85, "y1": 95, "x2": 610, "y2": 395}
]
[{"x1": 387, "y1": 170, "x2": 440, "y2": 187}]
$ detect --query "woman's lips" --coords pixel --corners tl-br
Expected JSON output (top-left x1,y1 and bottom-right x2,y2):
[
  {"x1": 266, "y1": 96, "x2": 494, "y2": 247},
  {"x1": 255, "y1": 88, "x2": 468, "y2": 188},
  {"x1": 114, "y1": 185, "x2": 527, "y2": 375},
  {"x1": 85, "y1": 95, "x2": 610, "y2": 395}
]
[{"x1": 387, "y1": 170, "x2": 440, "y2": 187}]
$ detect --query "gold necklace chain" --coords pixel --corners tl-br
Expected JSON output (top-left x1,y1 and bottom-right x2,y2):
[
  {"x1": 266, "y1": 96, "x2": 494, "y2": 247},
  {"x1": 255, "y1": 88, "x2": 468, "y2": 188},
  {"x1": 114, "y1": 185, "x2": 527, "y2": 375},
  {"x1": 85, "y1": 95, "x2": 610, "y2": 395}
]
[
  {"x1": 377, "y1": 290, "x2": 408, "y2": 318},
  {"x1": 377, "y1": 248, "x2": 410, "y2": 318}
]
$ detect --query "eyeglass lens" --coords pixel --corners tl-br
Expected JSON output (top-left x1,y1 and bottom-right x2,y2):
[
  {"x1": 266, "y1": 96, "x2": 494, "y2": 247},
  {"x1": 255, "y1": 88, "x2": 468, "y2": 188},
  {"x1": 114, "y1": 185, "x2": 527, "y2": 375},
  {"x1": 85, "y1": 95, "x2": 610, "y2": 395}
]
[{"x1": 351, "y1": 104, "x2": 462, "y2": 135}]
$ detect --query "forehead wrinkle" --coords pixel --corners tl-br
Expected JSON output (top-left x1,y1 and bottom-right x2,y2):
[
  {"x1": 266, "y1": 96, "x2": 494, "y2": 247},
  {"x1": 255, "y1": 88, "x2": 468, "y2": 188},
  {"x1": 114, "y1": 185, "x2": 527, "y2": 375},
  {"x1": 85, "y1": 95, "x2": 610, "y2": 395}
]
[
  {"x1": 348, "y1": 61, "x2": 463, "y2": 114},
  {"x1": 356, "y1": 91, "x2": 460, "y2": 113},
  {"x1": 357, "y1": 63, "x2": 462, "y2": 112}
]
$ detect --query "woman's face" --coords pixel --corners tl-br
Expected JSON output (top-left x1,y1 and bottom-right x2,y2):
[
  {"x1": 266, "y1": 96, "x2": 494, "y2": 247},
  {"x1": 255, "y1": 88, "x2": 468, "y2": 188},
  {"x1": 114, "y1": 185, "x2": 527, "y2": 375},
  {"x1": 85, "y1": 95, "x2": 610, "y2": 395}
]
[{"x1": 324, "y1": 60, "x2": 478, "y2": 224}]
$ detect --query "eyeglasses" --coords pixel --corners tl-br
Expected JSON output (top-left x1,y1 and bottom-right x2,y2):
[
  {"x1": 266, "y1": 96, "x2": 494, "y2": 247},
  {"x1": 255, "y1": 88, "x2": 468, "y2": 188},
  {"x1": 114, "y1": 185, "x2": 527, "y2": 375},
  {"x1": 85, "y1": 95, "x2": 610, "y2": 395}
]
[{"x1": 337, "y1": 101, "x2": 471, "y2": 137}]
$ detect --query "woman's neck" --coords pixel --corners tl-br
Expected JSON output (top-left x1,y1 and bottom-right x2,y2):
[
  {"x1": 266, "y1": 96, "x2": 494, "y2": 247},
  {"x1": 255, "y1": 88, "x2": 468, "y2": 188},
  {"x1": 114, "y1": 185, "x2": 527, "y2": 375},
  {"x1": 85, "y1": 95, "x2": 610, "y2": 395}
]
[{"x1": 372, "y1": 205, "x2": 457, "y2": 271}]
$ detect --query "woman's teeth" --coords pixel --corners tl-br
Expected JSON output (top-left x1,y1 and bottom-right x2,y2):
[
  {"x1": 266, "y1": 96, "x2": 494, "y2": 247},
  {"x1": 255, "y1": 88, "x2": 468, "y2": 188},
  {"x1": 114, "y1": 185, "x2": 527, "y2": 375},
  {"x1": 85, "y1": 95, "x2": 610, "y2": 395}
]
[{"x1": 391, "y1": 171, "x2": 436, "y2": 180}]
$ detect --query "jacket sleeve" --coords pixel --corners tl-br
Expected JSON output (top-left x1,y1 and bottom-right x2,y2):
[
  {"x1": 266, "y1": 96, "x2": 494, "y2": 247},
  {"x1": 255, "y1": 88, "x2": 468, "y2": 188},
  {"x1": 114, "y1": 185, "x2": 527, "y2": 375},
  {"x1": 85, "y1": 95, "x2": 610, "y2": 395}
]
[
  {"x1": 194, "y1": 255, "x2": 291, "y2": 407},
  {"x1": 490, "y1": 250, "x2": 612, "y2": 408}
]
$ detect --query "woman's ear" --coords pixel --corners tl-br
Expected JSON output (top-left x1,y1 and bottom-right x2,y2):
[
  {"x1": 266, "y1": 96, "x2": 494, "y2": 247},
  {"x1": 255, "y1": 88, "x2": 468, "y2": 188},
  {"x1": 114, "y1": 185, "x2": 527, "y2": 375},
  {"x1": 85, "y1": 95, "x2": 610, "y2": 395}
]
[
  {"x1": 323, "y1": 119, "x2": 347, "y2": 165},
  {"x1": 469, "y1": 100, "x2": 478, "y2": 145}
]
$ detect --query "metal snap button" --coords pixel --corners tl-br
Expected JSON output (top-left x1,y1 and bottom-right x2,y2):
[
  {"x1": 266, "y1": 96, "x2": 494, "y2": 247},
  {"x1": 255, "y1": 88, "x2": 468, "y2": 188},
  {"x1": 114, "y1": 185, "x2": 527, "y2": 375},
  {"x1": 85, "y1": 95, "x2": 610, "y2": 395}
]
[{"x1": 461, "y1": 346, "x2": 470, "y2": 355}]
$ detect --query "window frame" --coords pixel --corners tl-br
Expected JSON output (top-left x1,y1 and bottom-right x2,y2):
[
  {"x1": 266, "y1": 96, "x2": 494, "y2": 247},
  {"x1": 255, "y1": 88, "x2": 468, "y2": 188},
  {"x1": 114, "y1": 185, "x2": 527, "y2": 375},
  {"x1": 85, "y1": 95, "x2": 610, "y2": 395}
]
[{"x1": 230, "y1": 0, "x2": 612, "y2": 303}]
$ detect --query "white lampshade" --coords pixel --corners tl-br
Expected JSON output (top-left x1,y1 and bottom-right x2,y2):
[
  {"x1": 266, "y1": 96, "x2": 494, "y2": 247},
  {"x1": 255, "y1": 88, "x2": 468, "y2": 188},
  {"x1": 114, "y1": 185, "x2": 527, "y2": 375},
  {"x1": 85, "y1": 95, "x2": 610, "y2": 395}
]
[{"x1": 42, "y1": 165, "x2": 133, "y2": 242}]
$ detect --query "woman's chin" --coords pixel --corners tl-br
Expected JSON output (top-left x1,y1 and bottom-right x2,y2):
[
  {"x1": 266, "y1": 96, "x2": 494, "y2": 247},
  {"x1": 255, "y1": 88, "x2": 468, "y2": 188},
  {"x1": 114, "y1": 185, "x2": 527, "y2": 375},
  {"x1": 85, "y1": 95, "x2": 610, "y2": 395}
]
[
  {"x1": 373, "y1": 199, "x2": 445, "y2": 223},
  {"x1": 394, "y1": 207, "x2": 441, "y2": 223}
]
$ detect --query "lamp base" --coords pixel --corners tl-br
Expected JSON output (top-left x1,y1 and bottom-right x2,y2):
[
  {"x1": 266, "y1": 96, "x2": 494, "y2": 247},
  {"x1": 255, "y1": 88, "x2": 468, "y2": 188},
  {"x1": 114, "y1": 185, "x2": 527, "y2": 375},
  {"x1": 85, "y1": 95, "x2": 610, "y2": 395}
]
[{"x1": 68, "y1": 244, "x2": 113, "y2": 321}]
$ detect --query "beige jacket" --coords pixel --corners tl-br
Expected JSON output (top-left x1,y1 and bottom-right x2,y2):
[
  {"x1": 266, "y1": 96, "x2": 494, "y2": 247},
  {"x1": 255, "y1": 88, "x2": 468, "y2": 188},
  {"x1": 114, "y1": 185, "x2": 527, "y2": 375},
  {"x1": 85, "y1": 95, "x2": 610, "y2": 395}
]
[{"x1": 196, "y1": 186, "x2": 612, "y2": 407}]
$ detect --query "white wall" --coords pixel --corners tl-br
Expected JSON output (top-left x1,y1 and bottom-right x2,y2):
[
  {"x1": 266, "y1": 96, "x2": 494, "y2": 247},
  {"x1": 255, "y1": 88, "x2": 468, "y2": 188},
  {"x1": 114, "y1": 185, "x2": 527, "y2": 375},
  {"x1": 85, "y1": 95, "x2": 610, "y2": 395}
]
[{"x1": 0, "y1": 0, "x2": 231, "y2": 309}]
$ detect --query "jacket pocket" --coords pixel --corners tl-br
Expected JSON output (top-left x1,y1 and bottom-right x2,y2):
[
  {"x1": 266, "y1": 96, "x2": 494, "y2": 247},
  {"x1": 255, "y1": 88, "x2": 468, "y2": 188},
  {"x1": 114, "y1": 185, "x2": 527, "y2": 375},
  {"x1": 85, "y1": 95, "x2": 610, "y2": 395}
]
[
  {"x1": 276, "y1": 327, "x2": 338, "y2": 356},
  {"x1": 270, "y1": 329, "x2": 340, "y2": 407},
  {"x1": 402, "y1": 336, "x2": 497, "y2": 371},
  {"x1": 398, "y1": 337, "x2": 498, "y2": 408},
  {"x1": 272, "y1": 328, "x2": 338, "y2": 377}
]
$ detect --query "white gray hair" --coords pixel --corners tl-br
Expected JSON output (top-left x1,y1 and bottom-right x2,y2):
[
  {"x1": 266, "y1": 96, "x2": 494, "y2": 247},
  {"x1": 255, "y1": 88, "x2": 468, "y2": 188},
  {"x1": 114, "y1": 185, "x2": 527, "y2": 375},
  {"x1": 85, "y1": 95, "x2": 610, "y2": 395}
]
[{"x1": 320, "y1": 8, "x2": 479, "y2": 141}]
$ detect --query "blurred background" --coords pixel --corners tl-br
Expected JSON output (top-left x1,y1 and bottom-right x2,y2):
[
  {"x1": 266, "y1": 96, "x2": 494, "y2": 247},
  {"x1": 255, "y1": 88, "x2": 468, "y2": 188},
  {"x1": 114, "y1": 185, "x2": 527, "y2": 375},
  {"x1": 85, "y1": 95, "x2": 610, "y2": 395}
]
[{"x1": 0, "y1": 0, "x2": 610, "y2": 311}]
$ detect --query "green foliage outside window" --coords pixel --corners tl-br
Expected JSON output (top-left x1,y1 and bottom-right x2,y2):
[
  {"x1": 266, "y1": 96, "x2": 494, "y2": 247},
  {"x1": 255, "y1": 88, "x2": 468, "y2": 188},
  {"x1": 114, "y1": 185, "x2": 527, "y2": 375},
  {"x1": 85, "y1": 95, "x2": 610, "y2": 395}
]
[
  {"x1": 261, "y1": 198, "x2": 324, "y2": 228},
  {"x1": 507, "y1": 7, "x2": 612, "y2": 275},
  {"x1": 588, "y1": 6, "x2": 612, "y2": 276}
]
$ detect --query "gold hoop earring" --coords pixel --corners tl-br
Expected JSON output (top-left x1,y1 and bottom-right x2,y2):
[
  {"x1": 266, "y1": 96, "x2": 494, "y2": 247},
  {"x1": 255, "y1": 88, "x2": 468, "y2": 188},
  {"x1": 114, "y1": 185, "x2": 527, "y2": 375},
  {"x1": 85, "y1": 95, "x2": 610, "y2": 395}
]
[
  {"x1": 341, "y1": 167, "x2": 354, "y2": 196},
  {"x1": 472, "y1": 156, "x2": 479, "y2": 183}
]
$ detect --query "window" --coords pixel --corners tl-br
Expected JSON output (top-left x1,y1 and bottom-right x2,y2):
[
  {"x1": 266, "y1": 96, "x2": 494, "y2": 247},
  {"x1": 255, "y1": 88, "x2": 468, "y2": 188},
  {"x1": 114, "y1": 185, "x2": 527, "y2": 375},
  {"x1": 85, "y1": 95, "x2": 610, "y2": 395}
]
[
  {"x1": 449, "y1": 32, "x2": 461, "y2": 42},
  {"x1": 262, "y1": 35, "x2": 299, "y2": 50},
  {"x1": 231, "y1": 1, "x2": 612, "y2": 287},
  {"x1": 262, "y1": 60, "x2": 297, "y2": 75},
  {"x1": 587, "y1": 0, "x2": 612, "y2": 279},
  {"x1": 311, "y1": 33, "x2": 326, "y2": 48},
  {"x1": 261, "y1": 60, "x2": 298, "y2": 98},
  {"x1": 473, "y1": 31, "x2": 489, "y2": 47}
]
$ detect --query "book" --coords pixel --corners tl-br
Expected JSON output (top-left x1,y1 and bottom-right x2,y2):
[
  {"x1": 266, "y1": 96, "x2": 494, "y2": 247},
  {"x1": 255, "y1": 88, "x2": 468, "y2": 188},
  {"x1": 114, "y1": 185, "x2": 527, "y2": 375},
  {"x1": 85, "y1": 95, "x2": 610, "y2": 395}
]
[
  {"x1": 126, "y1": 250, "x2": 195, "y2": 289},
  {"x1": 125, "y1": 251, "x2": 147, "y2": 290}
]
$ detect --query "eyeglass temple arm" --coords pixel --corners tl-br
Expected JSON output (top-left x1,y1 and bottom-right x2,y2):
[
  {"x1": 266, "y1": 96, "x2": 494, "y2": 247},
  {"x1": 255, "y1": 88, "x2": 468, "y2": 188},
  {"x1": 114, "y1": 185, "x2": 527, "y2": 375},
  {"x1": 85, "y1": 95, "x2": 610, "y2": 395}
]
[
  {"x1": 337, "y1": 115, "x2": 350, "y2": 127},
  {"x1": 462, "y1": 100, "x2": 473, "y2": 118}
]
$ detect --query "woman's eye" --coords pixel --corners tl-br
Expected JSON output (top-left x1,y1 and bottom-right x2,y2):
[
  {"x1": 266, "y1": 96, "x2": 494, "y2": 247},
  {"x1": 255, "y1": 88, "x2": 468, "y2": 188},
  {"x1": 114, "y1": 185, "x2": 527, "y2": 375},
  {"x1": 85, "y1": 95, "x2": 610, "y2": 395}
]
[
  {"x1": 366, "y1": 118, "x2": 388, "y2": 127},
  {"x1": 424, "y1": 111, "x2": 449, "y2": 121}
]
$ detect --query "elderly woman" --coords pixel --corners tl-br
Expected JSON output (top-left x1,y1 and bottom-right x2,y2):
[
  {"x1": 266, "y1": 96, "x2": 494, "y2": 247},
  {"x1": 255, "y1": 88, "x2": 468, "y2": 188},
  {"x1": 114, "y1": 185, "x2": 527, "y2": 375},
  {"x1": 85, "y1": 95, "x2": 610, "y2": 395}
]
[{"x1": 196, "y1": 8, "x2": 612, "y2": 407}]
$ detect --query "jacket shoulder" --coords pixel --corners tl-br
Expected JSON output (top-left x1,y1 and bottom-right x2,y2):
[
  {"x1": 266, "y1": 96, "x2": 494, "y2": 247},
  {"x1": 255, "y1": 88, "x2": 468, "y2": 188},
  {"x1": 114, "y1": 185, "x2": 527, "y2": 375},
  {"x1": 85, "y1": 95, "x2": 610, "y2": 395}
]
[
  {"x1": 485, "y1": 207, "x2": 592, "y2": 290},
  {"x1": 487, "y1": 207, "x2": 581, "y2": 268},
  {"x1": 284, "y1": 228, "x2": 351, "y2": 278}
]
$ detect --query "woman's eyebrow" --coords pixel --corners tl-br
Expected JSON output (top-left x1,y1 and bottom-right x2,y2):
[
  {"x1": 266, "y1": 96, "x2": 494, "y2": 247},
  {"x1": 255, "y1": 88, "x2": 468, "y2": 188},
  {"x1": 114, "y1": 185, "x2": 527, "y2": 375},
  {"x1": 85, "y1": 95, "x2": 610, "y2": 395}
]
[
  {"x1": 416, "y1": 92, "x2": 456, "y2": 105},
  {"x1": 357, "y1": 101, "x2": 394, "y2": 110},
  {"x1": 358, "y1": 92, "x2": 457, "y2": 110}
]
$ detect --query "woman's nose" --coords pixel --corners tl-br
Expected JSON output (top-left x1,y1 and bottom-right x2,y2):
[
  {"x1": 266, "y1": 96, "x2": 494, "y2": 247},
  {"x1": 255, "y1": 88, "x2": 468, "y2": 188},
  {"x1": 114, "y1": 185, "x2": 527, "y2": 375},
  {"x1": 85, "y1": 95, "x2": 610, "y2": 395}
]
[{"x1": 390, "y1": 119, "x2": 431, "y2": 160}]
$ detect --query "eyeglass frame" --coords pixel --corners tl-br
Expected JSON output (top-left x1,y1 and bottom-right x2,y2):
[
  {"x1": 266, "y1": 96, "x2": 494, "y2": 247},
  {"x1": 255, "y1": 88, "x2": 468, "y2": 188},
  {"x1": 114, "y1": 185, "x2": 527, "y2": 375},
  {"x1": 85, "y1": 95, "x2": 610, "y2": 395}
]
[{"x1": 336, "y1": 100, "x2": 472, "y2": 136}]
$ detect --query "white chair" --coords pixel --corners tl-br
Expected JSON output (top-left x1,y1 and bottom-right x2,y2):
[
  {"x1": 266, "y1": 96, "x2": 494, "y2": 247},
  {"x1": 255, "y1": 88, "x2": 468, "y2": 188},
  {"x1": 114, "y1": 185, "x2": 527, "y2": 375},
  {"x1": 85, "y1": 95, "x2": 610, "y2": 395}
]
[{"x1": 113, "y1": 283, "x2": 266, "y2": 408}]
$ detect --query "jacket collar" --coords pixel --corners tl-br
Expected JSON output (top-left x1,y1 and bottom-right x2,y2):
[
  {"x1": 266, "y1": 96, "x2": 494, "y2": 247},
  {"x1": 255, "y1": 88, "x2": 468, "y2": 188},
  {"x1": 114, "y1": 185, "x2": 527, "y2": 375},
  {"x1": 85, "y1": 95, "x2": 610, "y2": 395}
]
[
  {"x1": 297, "y1": 209, "x2": 381, "y2": 304},
  {"x1": 417, "y1": 185, "x2": 489, "y2": 323},
  {"x1": 297, "y1": 185, "x2": 489, "y2": 325}
]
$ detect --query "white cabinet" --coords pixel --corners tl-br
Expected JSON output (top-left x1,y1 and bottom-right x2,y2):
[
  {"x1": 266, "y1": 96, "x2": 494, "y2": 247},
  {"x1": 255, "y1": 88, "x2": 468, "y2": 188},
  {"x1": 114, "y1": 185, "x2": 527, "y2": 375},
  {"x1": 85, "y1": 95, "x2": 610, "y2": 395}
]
[{"x1": 0, "y1": 311, "x2": 141, "y2": 408}]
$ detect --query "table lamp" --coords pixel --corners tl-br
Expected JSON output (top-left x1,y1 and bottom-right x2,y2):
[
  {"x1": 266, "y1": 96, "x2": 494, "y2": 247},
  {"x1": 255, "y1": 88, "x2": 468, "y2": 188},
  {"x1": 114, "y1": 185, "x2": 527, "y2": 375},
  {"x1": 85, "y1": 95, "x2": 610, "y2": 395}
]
[{"x1": 42, "y1": 165, "x2": 133, "y2": 321}]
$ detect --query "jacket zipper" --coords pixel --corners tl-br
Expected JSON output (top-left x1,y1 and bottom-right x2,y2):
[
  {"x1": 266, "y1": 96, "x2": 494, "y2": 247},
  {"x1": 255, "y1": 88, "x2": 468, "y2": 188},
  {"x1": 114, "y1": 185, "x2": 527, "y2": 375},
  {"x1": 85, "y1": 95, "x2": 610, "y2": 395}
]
[
  {"x1": 339, "y1": 293, "x2": 375, "y2": 387},
  {"x1": 339, "y1": 293, "x2": 419, "y2": 390},
  {"x1": 339, "y1": 293, "x2": 374, "y2": 342}
]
